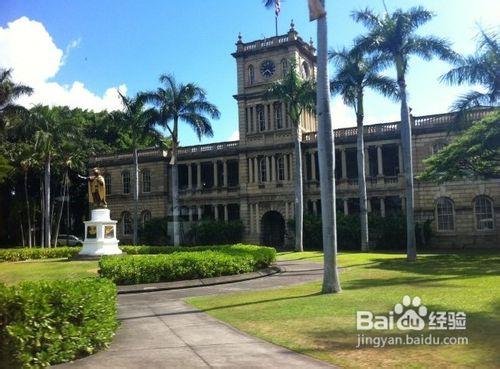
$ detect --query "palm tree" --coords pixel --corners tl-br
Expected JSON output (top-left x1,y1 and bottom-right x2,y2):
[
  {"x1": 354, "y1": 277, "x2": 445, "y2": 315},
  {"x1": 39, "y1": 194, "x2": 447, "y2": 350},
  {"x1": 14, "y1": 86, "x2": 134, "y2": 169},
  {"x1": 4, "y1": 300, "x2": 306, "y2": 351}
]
[
  {"x1": 116, "y1": 93, "x2": 162, "y2": 245},
  {"x1": 329, "y1": 47, "x2": 398, "y2": 251},
  {"x1": 265, "y1": 61, "x2": 316, "y2": 252},
  {"x1": 142, "y1": 75, "x2": 220, "y2": 246},
  {"x1": 0, "y1": 68, "x2": 33, "y2": 133},
  {"x1": 441, "y1": 28, "x2": 499, "y2": 112},
  {"x1": 352, "y1": 6, "x2": 456, "y2": 261}
]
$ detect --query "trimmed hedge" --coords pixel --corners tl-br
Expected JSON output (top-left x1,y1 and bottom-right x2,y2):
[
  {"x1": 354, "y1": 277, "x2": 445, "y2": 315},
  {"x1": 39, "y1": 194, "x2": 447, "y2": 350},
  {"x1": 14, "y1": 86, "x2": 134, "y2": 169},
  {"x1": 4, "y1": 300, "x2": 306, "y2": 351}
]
[
  {"x1": 99, "y1": 244, "x2": 276, "y2": 285},
  {"x1": 0, "y1": 279, "x2": 118, "y2": 368},
  {"x1": 0, "y1": 247, "x2": 80, "y2": 262}
]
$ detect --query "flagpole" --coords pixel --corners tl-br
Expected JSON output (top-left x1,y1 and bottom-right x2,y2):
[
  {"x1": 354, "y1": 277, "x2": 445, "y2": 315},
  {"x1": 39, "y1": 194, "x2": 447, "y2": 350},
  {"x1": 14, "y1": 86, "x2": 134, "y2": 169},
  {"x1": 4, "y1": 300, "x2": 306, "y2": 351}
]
[{"x1": 275, "y1": 15, "x2": 278, "y2": 36}]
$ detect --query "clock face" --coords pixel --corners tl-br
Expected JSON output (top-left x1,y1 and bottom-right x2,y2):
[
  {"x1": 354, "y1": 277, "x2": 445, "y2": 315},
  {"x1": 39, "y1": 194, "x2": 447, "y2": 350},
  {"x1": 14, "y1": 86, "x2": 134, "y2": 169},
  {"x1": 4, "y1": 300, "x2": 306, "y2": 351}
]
[{"x1": 260, "y1": 60, "x2": 276, "y2": 78}]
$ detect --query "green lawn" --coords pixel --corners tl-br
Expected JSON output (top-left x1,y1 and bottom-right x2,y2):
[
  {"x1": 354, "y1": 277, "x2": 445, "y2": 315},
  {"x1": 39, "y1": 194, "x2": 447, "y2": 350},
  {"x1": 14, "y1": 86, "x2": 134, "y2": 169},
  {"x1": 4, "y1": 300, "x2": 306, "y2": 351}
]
[
  {"x1": 0, "y1": 258, "x2": 99, "y2": 285},
  {"x1": 189, "y1": 251, "x2": 500, "y2": 369}
]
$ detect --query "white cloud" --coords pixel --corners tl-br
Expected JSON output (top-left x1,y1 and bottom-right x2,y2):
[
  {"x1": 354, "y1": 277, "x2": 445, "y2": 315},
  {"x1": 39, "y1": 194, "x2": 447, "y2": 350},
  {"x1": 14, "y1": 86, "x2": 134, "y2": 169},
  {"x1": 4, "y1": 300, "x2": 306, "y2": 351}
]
[
  {"x1": 228, "y1": 130, "x2": 239, "y2": 141},
  {"x1": 0, "y1": 17, "x2": 125, "y2": 112}
]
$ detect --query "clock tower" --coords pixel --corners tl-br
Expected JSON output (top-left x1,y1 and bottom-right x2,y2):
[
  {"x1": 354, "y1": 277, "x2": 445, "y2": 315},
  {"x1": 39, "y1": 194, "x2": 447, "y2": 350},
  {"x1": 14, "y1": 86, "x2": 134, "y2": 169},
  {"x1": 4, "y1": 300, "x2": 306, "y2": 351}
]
[{"x1": 232, "y1": 22, "x2": 317, "y2": 147}]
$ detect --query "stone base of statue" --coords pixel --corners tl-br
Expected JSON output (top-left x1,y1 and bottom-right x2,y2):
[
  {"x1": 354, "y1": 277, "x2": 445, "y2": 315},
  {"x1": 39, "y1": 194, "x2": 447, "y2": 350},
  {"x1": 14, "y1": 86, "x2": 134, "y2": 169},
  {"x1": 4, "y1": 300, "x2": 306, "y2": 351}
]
[{"x1": 79, "y1": 208, "x2": 122, "y2": 256}]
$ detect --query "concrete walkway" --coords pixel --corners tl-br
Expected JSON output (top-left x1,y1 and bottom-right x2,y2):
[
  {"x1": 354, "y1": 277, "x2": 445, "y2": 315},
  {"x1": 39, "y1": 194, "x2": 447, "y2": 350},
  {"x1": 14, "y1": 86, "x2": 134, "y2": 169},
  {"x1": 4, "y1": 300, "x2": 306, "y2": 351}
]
[{"x1": 57, "y1": 261, "x2": 335, "y2": 369}]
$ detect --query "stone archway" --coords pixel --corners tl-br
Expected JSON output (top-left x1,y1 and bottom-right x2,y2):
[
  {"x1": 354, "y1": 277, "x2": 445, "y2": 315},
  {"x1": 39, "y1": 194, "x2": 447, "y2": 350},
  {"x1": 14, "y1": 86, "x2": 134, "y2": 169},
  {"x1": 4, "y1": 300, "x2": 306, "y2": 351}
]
[{"x1": 261, "y1": 211, "x2": 285, "y2": 248}]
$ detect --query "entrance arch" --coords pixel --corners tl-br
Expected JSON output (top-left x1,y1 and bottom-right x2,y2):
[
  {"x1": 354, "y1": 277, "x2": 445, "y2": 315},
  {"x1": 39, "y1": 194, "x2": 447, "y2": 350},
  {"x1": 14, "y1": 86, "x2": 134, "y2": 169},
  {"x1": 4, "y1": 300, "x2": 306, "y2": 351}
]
[{"x1": 261, "y1": 211, "x2": 285, "y2": 248}]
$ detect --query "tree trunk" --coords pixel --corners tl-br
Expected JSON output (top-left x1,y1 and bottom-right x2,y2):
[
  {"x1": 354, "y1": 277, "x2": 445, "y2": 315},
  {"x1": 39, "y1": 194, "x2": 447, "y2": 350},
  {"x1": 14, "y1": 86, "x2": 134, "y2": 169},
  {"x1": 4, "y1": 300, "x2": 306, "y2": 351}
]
[
  {"x1": 40, "y1": 178, "x2": 44, "y2": 248},
  {"x1": 398, "y1": 72, "x2": 417, "y2": 261},
  {"x1": 172, "y1": 117, "x2": 180, "y2": 246},
  {"x1": 44, "y1": 158, "x2": 51, "y2": 248},
  {"x1": 316, "y1": 5, "x2": 341, "y2": 293},
  {"x1": 293, "y1": 127, "x2": 304, "y2": 252},
  {"x1": 356, "y1": 95, "x2": 369, "y2": 251},
  {"x1": 133, "y1": 146, "x2": 139, "y2": 245},
  {"x1": 20, "y1": 217, "x2": 25, "y2": 247},
  {"x1": 53, "y1": 169, "x2": 68, "y2": 247},
  {"x1": 24, "y1": 170, "x2": 32, "y2": 248}
]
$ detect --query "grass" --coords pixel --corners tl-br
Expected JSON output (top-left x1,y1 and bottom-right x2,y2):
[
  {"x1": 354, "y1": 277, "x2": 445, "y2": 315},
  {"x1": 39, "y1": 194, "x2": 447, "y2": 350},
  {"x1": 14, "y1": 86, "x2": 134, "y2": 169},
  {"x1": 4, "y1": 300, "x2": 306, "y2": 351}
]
[
  {"x1": 188, "y1": 250, "x2": 500, "y2": 369},
  {"x1": 0, "y1": 258, "x2": 99, "y2": 285}
]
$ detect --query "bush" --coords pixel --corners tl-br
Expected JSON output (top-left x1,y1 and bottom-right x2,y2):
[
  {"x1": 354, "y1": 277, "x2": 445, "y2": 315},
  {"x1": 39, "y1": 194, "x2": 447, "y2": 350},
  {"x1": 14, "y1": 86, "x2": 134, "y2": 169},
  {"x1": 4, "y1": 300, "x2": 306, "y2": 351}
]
[
  {"x1": 0, "y1": 247, "x2": 80, "y2": 262},
  {"x1": 188, "y1": 220, "x2": 244, "y2": 245},
  {"x1": 138, "y1": 217, "x2": 170, "y2": 245},
  {"x1": 99, "y1": 244, "x2": 276, "y2": 285},
  {"x1": 0, "y1": 279, "x2": 118, "y2": 368}
]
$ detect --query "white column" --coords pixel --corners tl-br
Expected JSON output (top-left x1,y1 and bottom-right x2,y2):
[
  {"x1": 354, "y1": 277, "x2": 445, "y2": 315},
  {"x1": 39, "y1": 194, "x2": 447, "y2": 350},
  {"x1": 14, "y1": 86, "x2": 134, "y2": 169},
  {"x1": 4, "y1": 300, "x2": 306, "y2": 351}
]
[
  {"x1": 341, "y1": 149, "x2": 347, "y2": 179},
  {"x1": 285, "y1": 202, "x2": 289, "y2": 219},
  {"x1": 343, "y1": 199, "x2": 349, "y2": 215},
  {"x1": 284, "y1": 154, "x2": 289, "y2": 181},
  {"x1": 197, "y1": 206, "x2": 202, "y2": 219},
  {"x1": 367, "y1": 199, "x2": 372, "y2": 213},
  {"x1": 254, "y1": 157, "x2": 259, "y2": 183},
  {"x1": 249, "y1": 204, "x2": 254, "y2": 233},
  {"x1": 256, "y1": 203, "x2": 260, "y2": 234},
  {"x1": 213, "y1": 161, "x2": 218, "y2": 187},
  {"x1": 187, "y1": 163, "x2": 192, "y2": 189},
  {"x1": 377, "y1": 146, "x2": 383, "y2": 176},
  {"x1": 380, "y1": 197, "x2": 386, "y2": 217},
  {"x1": 223, "y1": 160, "x2": 228, "y2": 187},
  {"x1": 266, "y1": 156, "x2": 271, "y2": 182},
  {"x1": 224, "y1": 204, "x2": 228, "y2": 221},
  {"x1": 311, "y1": 151, "x2": 317, "y2": 180},
  {"x1": 214, "y1": 205, "x2": 219, "y2": 220},
  {"x1": 271, "y1": 155, "x2": 276, "y2": 182},
  {"x1": 312, "y1": 200, "x2": 318, "y2": 215},
  {"x1": 270, "y1": 103, "x2": 274, "y2": 130},
  {"x1": 188, "y1": 207, "x2": 193, "y2": 221},
  {"x1": 197, "y1": 162, "x2": 202, "y2": 188},
  {"x1": 248, "y1": 158, "x2": 253, "y2": 183}
]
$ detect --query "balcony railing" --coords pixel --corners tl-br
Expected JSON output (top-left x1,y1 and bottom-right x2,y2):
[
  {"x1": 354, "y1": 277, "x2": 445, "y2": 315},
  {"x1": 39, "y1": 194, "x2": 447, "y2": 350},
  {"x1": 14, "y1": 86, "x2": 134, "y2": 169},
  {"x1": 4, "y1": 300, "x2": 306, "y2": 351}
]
[{"x1": 177, "y1": 141, "x2": 239, "y2": 156}]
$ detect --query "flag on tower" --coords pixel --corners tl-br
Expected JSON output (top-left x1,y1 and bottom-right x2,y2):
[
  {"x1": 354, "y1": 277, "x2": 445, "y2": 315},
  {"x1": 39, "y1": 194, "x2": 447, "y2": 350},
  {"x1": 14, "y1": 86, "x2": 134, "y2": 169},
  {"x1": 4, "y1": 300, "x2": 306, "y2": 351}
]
[{"x1": 275, "y1": 0, "x2": 281, "y2": 16}]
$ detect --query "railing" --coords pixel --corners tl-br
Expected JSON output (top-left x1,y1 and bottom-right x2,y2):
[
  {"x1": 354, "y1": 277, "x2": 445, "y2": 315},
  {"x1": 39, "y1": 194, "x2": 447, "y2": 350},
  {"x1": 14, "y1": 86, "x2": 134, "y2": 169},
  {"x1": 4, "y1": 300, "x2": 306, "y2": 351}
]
[
  {"x1": 240, "y1": 34, "x2": 313, "y2": 53},
  {"x1": 302, "y1": 109, "x2": 494, "y2": 142},
  {"x1": 90, "y1": 148, "x2": 167, "y2": 163},
  {"x1": 177, "y1": 141, "x2": 239, "y2": 156},
  {"x1": 384, "y1": 176, "x2": 399, "y2": 184}
]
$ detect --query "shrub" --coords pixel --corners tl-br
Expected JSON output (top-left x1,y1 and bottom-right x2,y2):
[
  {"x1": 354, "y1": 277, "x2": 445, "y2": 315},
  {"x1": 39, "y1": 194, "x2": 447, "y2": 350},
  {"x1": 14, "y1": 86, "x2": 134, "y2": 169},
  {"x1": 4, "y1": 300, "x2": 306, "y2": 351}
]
[
  {"x1": 138, "y1": 217, "x2": 170, "y2": 245},
  {"x1": 0, "y1": 247, "x2": 80, "y2": 262},
  {"x1": 99, "y1": 244, "x2": 276, "y2": 285},
  {"x1": 188, "y1": 220, "x2": 244, "y2": 245},
  {"x1": 0, "y1": 279, "x2": 118, "y2": 368}
]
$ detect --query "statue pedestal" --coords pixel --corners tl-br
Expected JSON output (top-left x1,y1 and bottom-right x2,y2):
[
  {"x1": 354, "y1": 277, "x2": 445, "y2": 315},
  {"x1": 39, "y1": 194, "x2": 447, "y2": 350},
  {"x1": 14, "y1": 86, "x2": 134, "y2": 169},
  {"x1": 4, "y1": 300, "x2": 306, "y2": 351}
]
[{"x1": 79, "y1": 209, "x2": 122, "y2": 256}]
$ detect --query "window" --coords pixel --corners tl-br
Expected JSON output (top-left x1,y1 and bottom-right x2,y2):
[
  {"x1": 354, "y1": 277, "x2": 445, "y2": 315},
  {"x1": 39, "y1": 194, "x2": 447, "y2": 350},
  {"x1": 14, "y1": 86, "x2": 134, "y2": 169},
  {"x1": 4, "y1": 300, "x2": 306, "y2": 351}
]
[
  {"x1": 281, "y1": 58, "x2": 288, "y2": 78},
  {"x1": 142, "y1": 169, "x2": 151, "y2": 193},
  {"x1": 122, "y1": 212, "x2": 132, "y2": 235},
  {"x1": 474, "y1": 196, "x2": 494, "y2": 230},
  {"x1": 104, "y1": 173, "x2": 112, "y2": 195},
  {"x1": 436, "y1": 197, "x2": 454, "y2": 231},
  {"x1": 274, "y1": 102, "x2": 282, "y2": 129},
  {"x1": 432, "y1": 142, "x2": 446, "y2": 154},
  {"x1": 257, "y1": 105, "x2": 265, "y2": 131},
  {"x1": 259, "y1": 157, "x2": 267, "y2": 182},
  {"x1": 301, "y1": 61, "x2": 310, "y2": 79},
  {"x1": 277, "y1": 155, "x2": 285, "y2": 181},
  {"x1": 141, "y1": 210, "x2": 151, "y2": 226},
  {"x1": 122, "y1": 171, "x2": 130, "y2": 194},
  {"x1": 248, "y1": 65, "x2": 255, "y2": 85}
]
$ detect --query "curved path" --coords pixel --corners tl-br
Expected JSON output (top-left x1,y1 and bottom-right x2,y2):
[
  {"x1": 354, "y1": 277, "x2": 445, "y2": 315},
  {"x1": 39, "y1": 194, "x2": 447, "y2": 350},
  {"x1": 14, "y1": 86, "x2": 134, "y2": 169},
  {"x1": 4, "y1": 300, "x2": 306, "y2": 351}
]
[{"x1": 57, "y1": 261, "x2": 335, "y2": 369}]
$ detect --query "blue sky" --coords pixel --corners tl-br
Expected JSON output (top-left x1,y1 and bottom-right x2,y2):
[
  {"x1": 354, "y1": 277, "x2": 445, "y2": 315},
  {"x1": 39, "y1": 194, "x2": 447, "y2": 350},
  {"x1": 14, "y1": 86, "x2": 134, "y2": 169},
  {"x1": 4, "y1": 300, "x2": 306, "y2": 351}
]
[{"x1": 0, "y1": 0, "x2": 498, "y2": 146}]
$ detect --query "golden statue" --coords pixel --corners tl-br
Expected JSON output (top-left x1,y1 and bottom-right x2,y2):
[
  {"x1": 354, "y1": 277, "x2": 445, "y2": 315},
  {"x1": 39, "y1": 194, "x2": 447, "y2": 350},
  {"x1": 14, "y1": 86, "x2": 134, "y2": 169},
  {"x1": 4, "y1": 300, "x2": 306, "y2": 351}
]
[{"x1": 79, "y1": 168, "x2": 107, "y2": 208}]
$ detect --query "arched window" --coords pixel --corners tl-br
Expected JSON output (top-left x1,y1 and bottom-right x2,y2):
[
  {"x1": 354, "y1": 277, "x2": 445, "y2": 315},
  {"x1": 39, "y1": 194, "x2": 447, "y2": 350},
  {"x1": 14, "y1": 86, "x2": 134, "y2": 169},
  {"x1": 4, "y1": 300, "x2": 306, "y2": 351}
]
[
  {"x1": 274, "y1": 101, "x2": 283, "y2": 129},
  {"x1": 104, "y1": 173, "x2": 112, "y2": 195},
  {"x1": 141, "y1": 210, "x2": 151, "y2": 226},
  {"x1": 142, "y1": 169, "x2": 151, "y2": 193},
  {"x1": 259, "y1": 157, "x2": 267, "y2": 182},
  {"x1": 281, "y1": 58, "x2": 288, "y2": 78},
  {"x1": 122, "y1": 212, "x2": 132, "y2": 235},
  {"x1": 248, "y1": 65, "x2": 255, "y2": 85},
  {"x1": 474, "y1": 196, "x2": 494, "y2": 230},
  {"x1": 436, "y1": 197, "x2": 454, "y2": 231},
  {"x1": 301, "y1": 61, "x2": 310, "y2": 79},
  {"x1": 122, "y1": 171, "x2": 130, "y2": 194},
  {"x1": 277, "y1": 155, "x2": 285, "y2": 181},
  {"x1": 256, "y1": 104, "x2": 265, "y2": 131}
]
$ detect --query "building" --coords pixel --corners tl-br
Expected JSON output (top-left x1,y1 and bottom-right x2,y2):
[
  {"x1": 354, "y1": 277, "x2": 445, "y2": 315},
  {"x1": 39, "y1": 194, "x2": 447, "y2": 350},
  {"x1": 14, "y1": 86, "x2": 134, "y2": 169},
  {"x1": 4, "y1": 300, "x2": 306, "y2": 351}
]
[{"x1": 90, "y1": 25, "x2": 499, "y2": 248}]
